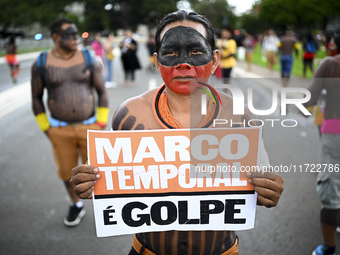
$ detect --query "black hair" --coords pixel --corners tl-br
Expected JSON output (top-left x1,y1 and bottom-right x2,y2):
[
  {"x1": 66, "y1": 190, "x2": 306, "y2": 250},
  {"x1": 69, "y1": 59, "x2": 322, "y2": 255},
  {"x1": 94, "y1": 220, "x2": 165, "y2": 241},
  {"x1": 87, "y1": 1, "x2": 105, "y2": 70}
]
[
  {"x1": 50, "y1": 18, "x2": 75, "y2": 36},
  {"x1": 155, "y1": 10, "x2": 215, "y2": 54},
  {"x1": 221, "y1": 24, "x2": 233, "y2": 32},
  {"x1": 220, "y1": 25, "x2": 234, "y2": 39},
  {"x1": 8, "y1": 35, "x2": 16, "y2": 45},
  {"x1": 305, "y1": 32, "x2": 314, "y2": 42},
  {"x1": 332, "y1": 36, "x2": 340, "y2": 51}
]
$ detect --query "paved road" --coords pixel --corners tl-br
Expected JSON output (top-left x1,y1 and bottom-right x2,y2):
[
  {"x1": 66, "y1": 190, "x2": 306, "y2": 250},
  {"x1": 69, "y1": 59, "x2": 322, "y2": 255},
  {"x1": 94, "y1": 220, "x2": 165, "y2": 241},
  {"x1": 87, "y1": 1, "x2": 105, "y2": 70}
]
[
  {"x1": 0, "y1": 45, "x2": 337, "y2": 255},
  {"x1": 0, "y1": 52, "x2": 39, "y2": 92}
]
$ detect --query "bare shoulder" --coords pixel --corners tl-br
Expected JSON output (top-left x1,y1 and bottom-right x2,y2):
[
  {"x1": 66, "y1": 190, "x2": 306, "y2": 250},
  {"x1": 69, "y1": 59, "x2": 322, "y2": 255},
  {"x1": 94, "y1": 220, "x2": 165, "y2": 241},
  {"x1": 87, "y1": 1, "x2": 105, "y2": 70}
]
[
  {"x1": 111, "y1": 88, "x2": 161, "y2": 130},
  {"x1": 217, "y1": 90, "x2": 235, "y2": 113},
  {"x1": 320, "y1": 56, "x2": 334, "y2": 65},
  {"x1": 315, "y1": 55, "x2": 340, "y2": 77},
  {"x1": 121, "y1": 88, "x2": 156, "y2": 113},
  {"x1": 333, "y1": 54, "x2": 340, "y2": 64},
  {"x1": 217, "y1": 89, "x2": 254, "y2": 122},
  {"x1": 318, "y1": 55, "x2": 340, "y2": 67},
  {"x1": 218, "y1": 90, "x2": 233, "y2": 105}
]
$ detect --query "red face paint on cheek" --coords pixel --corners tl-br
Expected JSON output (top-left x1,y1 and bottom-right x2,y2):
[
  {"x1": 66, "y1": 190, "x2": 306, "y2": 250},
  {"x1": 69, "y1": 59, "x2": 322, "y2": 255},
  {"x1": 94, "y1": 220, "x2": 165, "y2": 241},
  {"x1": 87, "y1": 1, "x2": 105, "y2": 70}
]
[
  {"x1": 159, "y1": 65, "x2": 174, "y2": 89},
  {"x1": 194, "y1": 62, "x2": 212, "y2": 81},
  {"x1": 159, "y1": 62, "x2": 213, "y2": 94}
]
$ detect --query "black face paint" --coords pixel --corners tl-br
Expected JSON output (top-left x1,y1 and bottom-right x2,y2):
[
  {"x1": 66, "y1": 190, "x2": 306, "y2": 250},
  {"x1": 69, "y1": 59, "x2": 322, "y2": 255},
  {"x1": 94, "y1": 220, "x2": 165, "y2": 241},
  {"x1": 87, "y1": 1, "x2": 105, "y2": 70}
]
[
  {"x1": 158, "y1": 26, "x2": 212, "y2": 67},
  {"x1": 60, "y1": 25, "x2": 79, "y2": 40}
]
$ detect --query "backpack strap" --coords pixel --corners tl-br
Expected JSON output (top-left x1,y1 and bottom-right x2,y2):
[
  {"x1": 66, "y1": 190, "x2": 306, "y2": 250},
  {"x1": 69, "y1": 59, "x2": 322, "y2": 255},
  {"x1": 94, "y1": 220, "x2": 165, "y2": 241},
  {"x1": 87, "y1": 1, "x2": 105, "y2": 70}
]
[
  {"x1": 37, "y1": 50, "x2": 48, "y2": 76},
  {"x1": 81, "y1": 48, "x2": 94, "y2": 72}
]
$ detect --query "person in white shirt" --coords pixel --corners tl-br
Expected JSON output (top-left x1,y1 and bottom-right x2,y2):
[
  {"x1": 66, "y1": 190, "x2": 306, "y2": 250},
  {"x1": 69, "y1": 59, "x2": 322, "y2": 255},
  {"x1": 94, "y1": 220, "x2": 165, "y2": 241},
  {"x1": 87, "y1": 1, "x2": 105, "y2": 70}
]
[{"x1": 262, "y1": 29, "x2": 280, "y2": 73}]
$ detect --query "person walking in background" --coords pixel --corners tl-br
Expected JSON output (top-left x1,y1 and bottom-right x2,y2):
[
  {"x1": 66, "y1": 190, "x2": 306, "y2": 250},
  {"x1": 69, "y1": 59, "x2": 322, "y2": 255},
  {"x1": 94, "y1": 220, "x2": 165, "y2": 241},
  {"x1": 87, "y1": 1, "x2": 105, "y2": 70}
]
[
  {"x1": 4, "y1": 35, "x2": 20, "y2": 83},
  {"x1": 235, "y1": 30, "x2": 246, "y2": 61},
  {"x1": 304, "y1": 36, "x2": 340, "y2": 255},
  {"x1": 278, "y1": 29, "x2": 299, "y2": 86},
  {"x1": 104, "y1": 33, "x2": 117, "y2": 88},
  {"x1": 302, "y1": 32, "x2": 318, "y2": 78},
  {"x1": 30, "y1": 18, "x2": 109, "y2": 227},
  {"x1": 120, "y1": 29, "x2": 141, "y2": 86},
  {"x1": 242, "y1": 31, "x2": 256, "y2": 72},
  {"x1": 328, "y1": 36, "x2": 340, "y2": 57},
  {"x1": 216, "y1": 25, "x2": 237, "y2": 84},
  {"x1": 146, "y1": 31, "x2": 156, "y2": 72},
  {"x1": 323, "y1": 34, "x2": 332, "y2": 54},
  {"x1": 262, "y1": 29, "x2": 280, "y2": 73},
  {"x1": 91, "y1": 32, "x2": 105, "y2": 75}
]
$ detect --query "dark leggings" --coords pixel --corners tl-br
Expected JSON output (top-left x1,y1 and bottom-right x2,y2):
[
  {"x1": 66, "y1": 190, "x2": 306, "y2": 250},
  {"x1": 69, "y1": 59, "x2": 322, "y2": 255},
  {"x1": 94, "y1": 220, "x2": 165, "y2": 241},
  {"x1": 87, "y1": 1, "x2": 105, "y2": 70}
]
[
  {"x1": 222, "y1": 68, "x2": 232, "y2": 84},
  {"x1": 124, "y1": 69, "x2": 135, "y2": 81},
  {"x1": 303, "y1": 58, "x2": 314, "y2": 74}
]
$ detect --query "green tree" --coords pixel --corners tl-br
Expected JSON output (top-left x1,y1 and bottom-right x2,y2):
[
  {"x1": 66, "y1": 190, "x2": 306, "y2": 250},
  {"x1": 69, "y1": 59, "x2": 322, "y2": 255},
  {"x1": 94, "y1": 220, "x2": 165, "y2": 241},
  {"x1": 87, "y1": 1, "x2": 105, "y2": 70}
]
[
  {"x1": 0, "y1": 0, "x2": 180, "y2": 36},
  {"x1": 239, "y1": 13, "x2": 266, "y2": 35},
  {"x1": 81, "y1": 0, "x2": 112, "y2": 32},
  {"x1": 188, "y1": 0, "x2": 237, "y2": 29},
  {"x1": 140, "y1": 0, "x2": 179, "y2": 28},
  {"x1": 258, "y1": 0, "x2": 340, "y2": 30},
  {"x1": 0, "y1": 0, "x2": 71, "y2": 33},
  {"x1": 81, "y1": 0, "x2": 179, "y2": 33}
]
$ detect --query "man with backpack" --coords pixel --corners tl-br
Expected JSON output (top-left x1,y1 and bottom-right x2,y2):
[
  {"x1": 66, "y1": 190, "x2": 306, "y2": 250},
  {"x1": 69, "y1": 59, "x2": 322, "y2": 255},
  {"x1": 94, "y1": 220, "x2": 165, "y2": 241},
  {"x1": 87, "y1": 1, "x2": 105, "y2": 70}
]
[{"x1": 30, "y1": 18, "x2": 109, "y2": 227}]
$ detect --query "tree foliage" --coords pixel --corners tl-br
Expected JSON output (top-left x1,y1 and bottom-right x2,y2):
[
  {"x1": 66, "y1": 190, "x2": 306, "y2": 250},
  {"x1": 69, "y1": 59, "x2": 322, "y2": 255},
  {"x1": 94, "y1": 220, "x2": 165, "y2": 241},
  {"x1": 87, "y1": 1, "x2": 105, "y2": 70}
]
[
  {"x1": 80, "y1": 0, "x2": 111, "y2": 32},
  {"x1": 188, "y1": 0, "x2": 237, "y2": 29},
  {"x1": 81, "y1": 0, "x2": 179, "y2": 33},
  {"x1": 258, "y1": 0, "x2": 340, "y2": 30},
  {"x1": 0, "y1": 0, "x2": 180, "y2": 35},
  {"x1": 0, "y1": 0, "x2": 71, "y2": 33},
  {"x1": 140, "y1": 0, "x2": 179, "y2": 28},
  {"x1": 239, "y1": 13, "x2": 266, "y2": 35},
  {"x1": 0, "y1": 0, "x2": 248, "y2": 37}
]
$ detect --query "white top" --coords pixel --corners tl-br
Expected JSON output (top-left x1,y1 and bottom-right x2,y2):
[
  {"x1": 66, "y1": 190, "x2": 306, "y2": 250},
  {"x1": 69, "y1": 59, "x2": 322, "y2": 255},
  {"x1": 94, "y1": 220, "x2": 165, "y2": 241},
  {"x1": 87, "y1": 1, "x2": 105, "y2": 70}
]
[{"x1": 262, "y1": 35, "x2": 280, "y2": 54}]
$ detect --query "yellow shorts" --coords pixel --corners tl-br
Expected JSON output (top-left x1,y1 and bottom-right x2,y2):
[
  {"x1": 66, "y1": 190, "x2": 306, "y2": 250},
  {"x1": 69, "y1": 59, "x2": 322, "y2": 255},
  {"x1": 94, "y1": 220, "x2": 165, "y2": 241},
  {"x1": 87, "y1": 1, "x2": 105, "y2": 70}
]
[{"x1": 47, "y1": 123, "x2": 101, "y2": 180}]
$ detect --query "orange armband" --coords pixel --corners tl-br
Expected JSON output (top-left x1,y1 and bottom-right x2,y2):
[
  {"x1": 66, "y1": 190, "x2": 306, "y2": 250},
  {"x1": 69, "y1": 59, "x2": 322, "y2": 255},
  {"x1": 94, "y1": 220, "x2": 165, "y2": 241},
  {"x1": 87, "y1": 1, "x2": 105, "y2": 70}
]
[
  {"x1": 35, "y1": 113, "x2": 50, "y2": 132},
  {"x1": 96, "y1": 107, "x2": 109, "y2": 128}
]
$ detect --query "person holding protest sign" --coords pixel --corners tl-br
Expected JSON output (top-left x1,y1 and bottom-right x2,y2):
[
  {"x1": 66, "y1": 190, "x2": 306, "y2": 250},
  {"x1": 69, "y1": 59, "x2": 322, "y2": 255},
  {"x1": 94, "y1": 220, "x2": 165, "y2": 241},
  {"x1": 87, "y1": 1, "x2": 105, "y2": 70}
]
[
  {"x1": 70, "y1": 10, "x2": 283, "y2": 254},
  {"x1": 31, "y1": 18, "x2": 109, "y2": 227}
]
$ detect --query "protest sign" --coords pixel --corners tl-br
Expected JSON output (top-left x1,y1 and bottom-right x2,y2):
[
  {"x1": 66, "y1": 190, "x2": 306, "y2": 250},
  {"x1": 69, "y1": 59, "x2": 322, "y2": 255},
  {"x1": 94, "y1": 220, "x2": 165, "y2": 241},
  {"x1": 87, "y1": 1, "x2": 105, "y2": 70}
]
[{"x1": 88, "y1": 127, "x2": 261, "y2": 237}]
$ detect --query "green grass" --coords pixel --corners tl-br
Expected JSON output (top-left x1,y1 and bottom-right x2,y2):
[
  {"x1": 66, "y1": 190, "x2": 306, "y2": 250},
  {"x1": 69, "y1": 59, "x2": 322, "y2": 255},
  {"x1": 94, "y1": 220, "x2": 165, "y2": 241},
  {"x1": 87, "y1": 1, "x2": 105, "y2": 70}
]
[{"x1": 250, "y1": 43, "x2": 328, "y2": 78}]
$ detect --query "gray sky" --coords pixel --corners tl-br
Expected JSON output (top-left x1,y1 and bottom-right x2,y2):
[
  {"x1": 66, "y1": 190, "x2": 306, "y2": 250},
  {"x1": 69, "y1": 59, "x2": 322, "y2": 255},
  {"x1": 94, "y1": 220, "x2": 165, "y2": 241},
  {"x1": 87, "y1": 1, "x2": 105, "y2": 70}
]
[
  {"x1": 228, "y1": 0, "x2": 255, "y2": 14},
  {"x1": 177, "y1": 0, "x2": 255, "y2": 15}
]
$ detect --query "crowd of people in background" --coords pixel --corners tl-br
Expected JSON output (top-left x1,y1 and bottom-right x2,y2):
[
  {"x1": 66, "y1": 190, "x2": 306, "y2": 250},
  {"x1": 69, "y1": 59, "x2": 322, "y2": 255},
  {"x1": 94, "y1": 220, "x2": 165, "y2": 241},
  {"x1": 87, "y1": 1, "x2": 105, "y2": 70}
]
[
  {"x1": 213, "y1": 27, "x2": 339, "y2": 86},
  {"x1": 41, "y1": 24, "x2": 336, "y2": 91},
  {"x1": 80, "y1": 29, "x2": 141, "y2": 88},
  {"x1": 2, "y1": 20, "x2": 338, "y2": 89}
]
